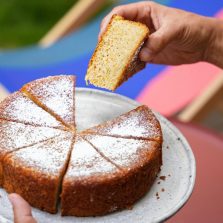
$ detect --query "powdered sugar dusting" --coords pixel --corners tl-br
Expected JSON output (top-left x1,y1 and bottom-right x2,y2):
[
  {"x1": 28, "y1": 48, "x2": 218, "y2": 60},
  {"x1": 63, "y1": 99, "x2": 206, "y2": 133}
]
[
  {"x1": 87, "y1": 106, "x2": 161, "y2": 139},
  {"x1": 0, "y1": 92, "x2": 63, "y2": 128},
  {"x1": 8, "y1": 133, "x2": 73, "y2": 175},
  {"x1": 84, "y1": 135, "x2": 157, "y2": 169},
  {"x1": 23, "y1": 75, "x2": 75, "y2": 126},
  {"x1": 65, "y1": 136, "x2": 118, "y2": 179},
  {"x1": 0, "y1": 120, "x2": 63, "y2": 155}
]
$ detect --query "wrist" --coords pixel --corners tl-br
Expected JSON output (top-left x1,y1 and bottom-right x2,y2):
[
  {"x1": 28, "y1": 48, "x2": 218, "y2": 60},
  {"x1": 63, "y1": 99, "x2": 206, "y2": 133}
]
[{"x1": 204, "y1": 18, "x2": 223, "y2": 68}]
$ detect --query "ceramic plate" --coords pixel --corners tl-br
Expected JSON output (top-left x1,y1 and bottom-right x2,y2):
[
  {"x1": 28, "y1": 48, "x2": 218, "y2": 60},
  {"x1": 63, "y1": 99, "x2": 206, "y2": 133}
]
[{"x1": 0, "y1": 88, "x2": 196, "y2": 223}]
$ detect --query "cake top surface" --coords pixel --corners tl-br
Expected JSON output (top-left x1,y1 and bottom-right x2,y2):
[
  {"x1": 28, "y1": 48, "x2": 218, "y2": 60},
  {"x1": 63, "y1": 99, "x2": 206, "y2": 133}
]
[
  {"x1": 0, "y1": 120, "x2": 63, "y2": 155},
  {"x1": 21, "y1": 75, "x2": 75, "y2": 128},
  {"x1": 84, "y1": 105, "x2": 162, "y2": 140},
  {"x1": 83, "y1": 134, "x2": 159, "y2": 170},
  {"x1": 64, "y1": 135, "x2": 120, "y2": 181},
  {"x1": 6, "y1": 132, "x2": 73, "y2": 175},
  {"x1": 0, "y1": 91, "x2": 64, "y2": 129}
]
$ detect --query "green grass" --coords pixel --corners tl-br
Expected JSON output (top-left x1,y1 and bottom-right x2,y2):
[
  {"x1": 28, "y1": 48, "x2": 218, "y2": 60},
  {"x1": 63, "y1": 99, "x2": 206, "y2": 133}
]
[{"x1": 0, "y1": 0, "x2": 77, "y2": 48}]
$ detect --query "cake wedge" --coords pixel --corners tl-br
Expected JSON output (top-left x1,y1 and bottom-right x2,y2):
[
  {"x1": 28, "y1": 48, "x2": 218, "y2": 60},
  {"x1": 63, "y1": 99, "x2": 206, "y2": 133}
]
[
  {"x1": 85, "y1": 15, "x2": 149, "y2": 90},
  {"x1": 0, "y1": 120, "x2": 64, "y2": 186},
  {"x1": 21, "y1": 75, "x2": 76, "y2": 131},
  {"x1": 82, "y1": 105, "x2": 162, "y2": 141},
  {"x1": 3, "y1": 132, "x2": 74, "y2": 213},
  {"x1": 0, "y1": 91, "x2": 65, "y2": 130}
]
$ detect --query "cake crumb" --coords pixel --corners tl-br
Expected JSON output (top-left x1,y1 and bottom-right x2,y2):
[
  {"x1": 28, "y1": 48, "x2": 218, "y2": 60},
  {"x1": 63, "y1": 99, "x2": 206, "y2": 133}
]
[
  {"x1": 177, "y1": 137, "x2": 181, "y2": 141},
  {"x1": 161, "y1": 188, "x2": 165, "y2": 192},
  {"x1": 157, "y1": 181, "x2": 161, "y2": 184},
  {"x1": 159, "y1": 176, "x2": 166, "y2": 181},
  {"x1": 166, "y1": 146, "x2": 169, "y2": 149},
  {"x1": 168, "y1": 174, "x2": 171, "y2": 177}
]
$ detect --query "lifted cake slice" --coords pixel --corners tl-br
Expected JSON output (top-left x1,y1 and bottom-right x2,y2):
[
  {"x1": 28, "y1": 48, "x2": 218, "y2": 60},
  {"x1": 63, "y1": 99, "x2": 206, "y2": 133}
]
[
  {"x1": 0, "y1": 91, "x2": 65, "y2": 129},
  {"x1": 0, "y1": 120, "x2": 64, "y2": 185},
  {"x1": 21, "y1": 75, "x2": 76, "y2": 131},
  {"x1": 3, "y1": 132, "x2": 74, "y2": 214},
  {"x1": 82, "y1": 105, "x2": 162, "y2": 141},
  {"x1": 85, "y1": 15, "x2": 149, "y2": 91}
]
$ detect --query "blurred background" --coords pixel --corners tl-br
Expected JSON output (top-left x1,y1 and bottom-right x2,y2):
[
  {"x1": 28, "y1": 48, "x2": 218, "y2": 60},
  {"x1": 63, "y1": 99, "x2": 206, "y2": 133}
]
[{"x1": 0, "y1": 0, "x2": 223, "y2": 222}]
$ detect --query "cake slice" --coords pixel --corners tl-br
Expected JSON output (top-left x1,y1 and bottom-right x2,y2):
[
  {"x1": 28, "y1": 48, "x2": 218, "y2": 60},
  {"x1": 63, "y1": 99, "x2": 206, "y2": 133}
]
[
  {"x1": 83, "y1": 134, "x2": 162, "y2": 173},
  {"x1": 21, "y1": 75, "x2": 76, "y2": 131},
  {"x1": 3, "y1": 132, "x2": 74, "y2": 214},
  {"x1": 82, "y1": 105, "x2": 162, "y2": 141},
  {"x1": 85, "y1": 15, "x2": 149, "y2": 91},
  {"x1": 0, "y1": 91, "x2": 65, "y2": 129},
  {"x1": 0, "y1": 120, "x2": 64, "y2": 185},
  {"x1": 61, "y1": 135, "x2": 121, "y2": 216},
  {"x1": 61, "y1": 134, "x2": 162, "y2": 217}
]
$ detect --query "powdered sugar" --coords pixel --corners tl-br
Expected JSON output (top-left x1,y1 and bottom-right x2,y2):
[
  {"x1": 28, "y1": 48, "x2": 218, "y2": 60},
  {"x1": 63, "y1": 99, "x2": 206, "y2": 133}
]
[
  {"x1": 0, "y1": 120, "x2": 63, "y2": 155},
  {"x1": 86, "y1": 106, "x2": 162, "y2": 140},
  {"x1": 64, "y1": 136, "x2": 118, "y2": 179},
  {"x1": 0, "y1": 92, "x2": 64, "y2": 128},
  {"x1": 84, "y1": 135, "x2": 157, "y2": 169},
  {"x1": 23, "y1": 75, "x2": 75, "y2": 127},
  {"x1": 8, "y1": 133, "x2": 73, "y2": 175}
]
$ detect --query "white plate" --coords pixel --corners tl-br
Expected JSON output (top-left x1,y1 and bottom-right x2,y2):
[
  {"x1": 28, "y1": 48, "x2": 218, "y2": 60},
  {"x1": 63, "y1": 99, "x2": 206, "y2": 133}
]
[{"x1": 0, "y1": 88, "x2": 196, "y2": 223}]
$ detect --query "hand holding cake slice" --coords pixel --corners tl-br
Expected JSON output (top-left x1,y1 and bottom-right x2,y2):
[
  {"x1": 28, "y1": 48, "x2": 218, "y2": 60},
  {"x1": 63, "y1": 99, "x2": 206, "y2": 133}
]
[{"x1": 85, "y1": 15, "x2": 149, "y2": 91}]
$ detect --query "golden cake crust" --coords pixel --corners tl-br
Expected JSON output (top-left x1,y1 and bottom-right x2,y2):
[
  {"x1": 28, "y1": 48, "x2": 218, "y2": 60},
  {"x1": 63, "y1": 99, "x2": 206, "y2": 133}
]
[
  {"x1": 61, "y1": 135, "x2": 162, "y2": 216},
  {"x1": 0, "y1": 75, "x2": 163, "y2": 217}
]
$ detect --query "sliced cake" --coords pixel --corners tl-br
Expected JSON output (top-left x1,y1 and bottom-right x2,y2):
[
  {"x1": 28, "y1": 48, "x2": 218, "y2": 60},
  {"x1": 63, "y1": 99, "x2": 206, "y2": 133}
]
[
  {"x1": 61, "y1": 133, "x2": 162, "y2": 217},
  {"x1": 82, "y1": 105, "x2": 162, "y2": 141},
  {"x1": 0, "y1": 120, "x2": 63, "y2": 186},
  {"x1": 3, "y1": 132, "x2": 74, "y2": 214},
  {"x1": 0, "y1": 91, "x2": 65, "y2": 129},
  {"x1": 85, "y1": 15, "x2": 149, "y2": 90},
  {"x1": 21, "y1": 75, "x2": 76, "y2": 131},
  {"x1": 61, "y1": 135, "x2": 122, "y2": 216}
]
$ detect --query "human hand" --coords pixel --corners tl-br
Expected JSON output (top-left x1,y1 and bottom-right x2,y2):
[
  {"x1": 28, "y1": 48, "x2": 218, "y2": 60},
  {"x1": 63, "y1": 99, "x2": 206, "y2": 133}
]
[
  {"x1": 9, "y1": 193, "x2": 37, "y2": 223},
  {"x1": 99, "y1": 1, "x2": 223, "y2": 67}
]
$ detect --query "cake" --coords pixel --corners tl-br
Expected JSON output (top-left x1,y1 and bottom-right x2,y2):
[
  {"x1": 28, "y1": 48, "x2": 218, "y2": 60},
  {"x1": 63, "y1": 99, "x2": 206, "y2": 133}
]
[
  {"x1": 82, "y1": 105, "x2": 162, "y2": 141},
  {"x1": 21, "y1": 75, "x2": 76, "y2": 131},
  {"x1": 61, "y1": 135, "x2": 162, "y2": 216},
  {"x1": 0, "y1": 75, "x2": 162, "y2": 216},
  {"x1": 0, "y1": 120, "x2": 64, "y2": 186},
  {"x1": 85, "y1": 15, "x2": 149, "y2": 91},
  {"x1": 0, "y1": 91, "x2": 65, "y2": 130},
  {"x1": 3, "y1": 132, "x2": 74, "y2": 214}
]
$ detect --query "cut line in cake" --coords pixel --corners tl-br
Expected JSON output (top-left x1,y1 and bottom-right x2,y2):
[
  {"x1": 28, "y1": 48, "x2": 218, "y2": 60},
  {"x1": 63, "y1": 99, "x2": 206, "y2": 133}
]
[
  {"x1": 21, "y1": 75, "x2": 76, "y2": 132},
  {"x1": 2, "y1": 132, "x2": 74, "y2": 214}
]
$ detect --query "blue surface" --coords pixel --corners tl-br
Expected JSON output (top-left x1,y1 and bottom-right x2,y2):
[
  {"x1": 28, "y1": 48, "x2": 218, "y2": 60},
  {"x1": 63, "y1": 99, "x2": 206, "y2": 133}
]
[
  {"x1": 0, "y1": 0, "x2": 222, "y2": 99},
  {"x1": 0, "y1": 52, "x2": 165, "y2": 99},
  {"x1": 0, "y1": 0, "x2": 170, "y2": 68}
]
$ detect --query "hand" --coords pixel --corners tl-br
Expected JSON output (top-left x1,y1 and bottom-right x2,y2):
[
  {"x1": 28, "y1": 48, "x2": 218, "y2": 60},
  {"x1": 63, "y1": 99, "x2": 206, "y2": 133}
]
[
  {"x1": 99, "y1": 1, "x2": 223, "y2": 68},
  {"x1": 9, "y1": 193, "x2": 37, "y2": 223}
]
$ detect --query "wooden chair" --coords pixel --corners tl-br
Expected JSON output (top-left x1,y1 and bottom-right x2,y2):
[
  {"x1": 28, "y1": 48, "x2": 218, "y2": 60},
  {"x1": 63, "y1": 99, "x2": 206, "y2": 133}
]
[
  {"x1": 178, "y1": 72, "x2": 223, "y2": 131},
  {"x1": 39, "y1": 0, "x2": 107, "y2": 47}
]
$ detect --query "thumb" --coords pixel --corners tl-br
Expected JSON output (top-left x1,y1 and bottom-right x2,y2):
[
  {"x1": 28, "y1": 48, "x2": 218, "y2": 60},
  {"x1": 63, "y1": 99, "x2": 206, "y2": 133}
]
[
  {"x1": 9, "y1": 193, "x2": 37, "y2": 223},
  {"x1": 139, "y1": 26, "x2": 175, "y2": 62}
]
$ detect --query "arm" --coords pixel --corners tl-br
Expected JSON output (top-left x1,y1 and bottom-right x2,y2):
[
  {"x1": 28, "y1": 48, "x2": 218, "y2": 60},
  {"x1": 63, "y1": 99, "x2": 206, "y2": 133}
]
[{"x1": 99, "y1": 1, "x2": 223, "y2": 69}]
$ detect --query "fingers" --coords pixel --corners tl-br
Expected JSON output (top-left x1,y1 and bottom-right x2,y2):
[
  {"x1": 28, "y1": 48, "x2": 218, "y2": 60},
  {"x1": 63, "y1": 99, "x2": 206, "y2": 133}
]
[
  {"x1": 9, "y1": 193, "x2": 37, "y2": 223},
  {"x1": 139, "y1": 25, "x2": 178, "y2": 62},
  {"x1": 98, "y1": 1, "x2": 151, "y2": 40}
]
